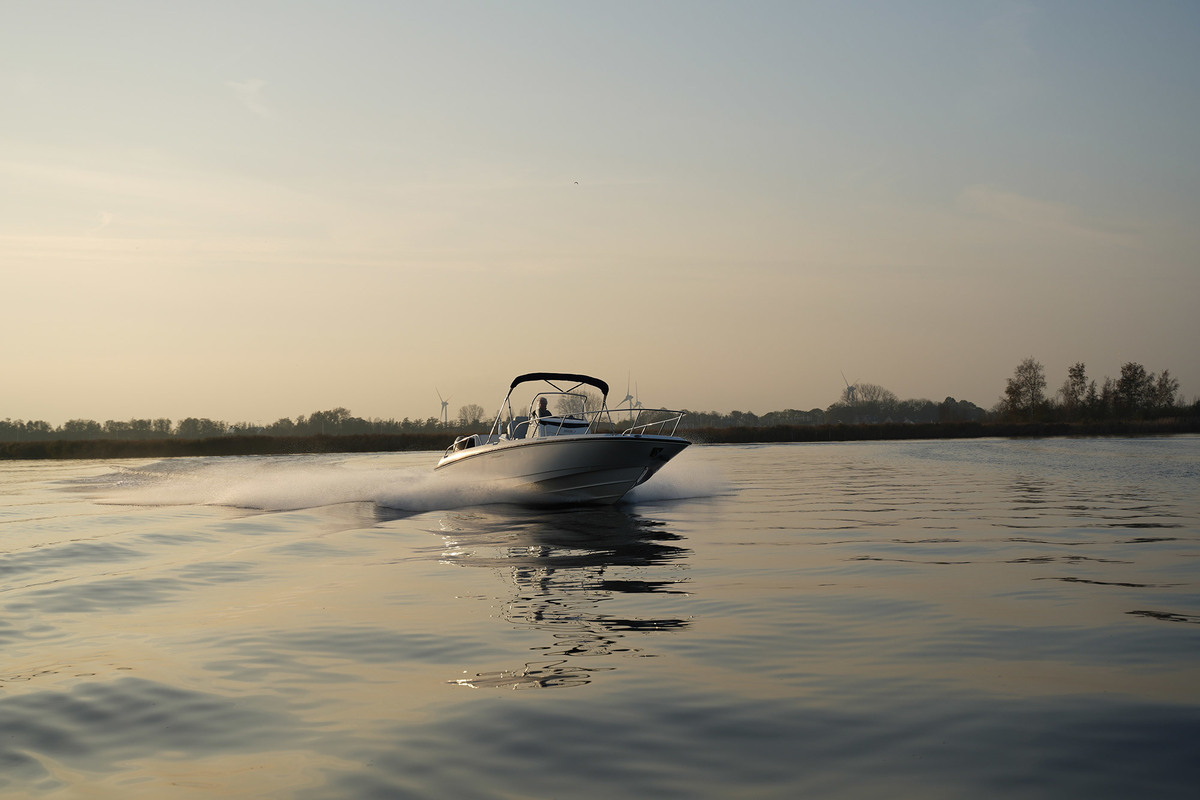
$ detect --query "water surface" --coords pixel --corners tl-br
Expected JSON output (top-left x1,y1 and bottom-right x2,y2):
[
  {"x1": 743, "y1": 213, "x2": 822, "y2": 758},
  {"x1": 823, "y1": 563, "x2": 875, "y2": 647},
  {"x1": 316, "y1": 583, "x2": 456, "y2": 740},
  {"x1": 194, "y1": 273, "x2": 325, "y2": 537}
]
[{"x1": 1, "y1": 438, "x2": 1198, "y2": 797}]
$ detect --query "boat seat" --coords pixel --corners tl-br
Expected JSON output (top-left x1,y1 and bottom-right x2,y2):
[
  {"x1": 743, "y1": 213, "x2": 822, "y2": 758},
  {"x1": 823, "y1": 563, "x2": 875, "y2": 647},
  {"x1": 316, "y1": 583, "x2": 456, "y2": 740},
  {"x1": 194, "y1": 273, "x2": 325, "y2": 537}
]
[
  {"x1": 535, "y1": 416, "x2": 589, "y2": 437},
  {"x1": 508, "y1": 416, "x2": 530, "y2": 439}
]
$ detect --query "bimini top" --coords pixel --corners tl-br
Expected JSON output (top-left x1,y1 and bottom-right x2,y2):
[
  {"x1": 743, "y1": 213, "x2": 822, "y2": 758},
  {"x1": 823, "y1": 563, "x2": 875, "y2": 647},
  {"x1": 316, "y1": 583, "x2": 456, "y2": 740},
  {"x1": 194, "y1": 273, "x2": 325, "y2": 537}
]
[{"x1": 509, "y1": 372, "x2": 609, "y2": 398}]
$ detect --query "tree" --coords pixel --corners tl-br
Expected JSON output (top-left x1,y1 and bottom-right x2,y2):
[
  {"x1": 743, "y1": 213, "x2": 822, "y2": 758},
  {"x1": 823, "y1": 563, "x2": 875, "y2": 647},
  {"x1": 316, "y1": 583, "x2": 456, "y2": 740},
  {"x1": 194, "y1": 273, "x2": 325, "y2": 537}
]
[
  {"x1": 457, "y1": 404, "x2": 487, "y2": 426},
  {"x1": 839, "y1": 382, "x2": 897, "y2": 408},
  {"x1": 1116, "y1": 362, "x2": 1154, "y2": 416},
  {"x1": 26, "y1": 420, "x2": 53, "y2": 439},
  {"x1": 1059, "y1": 362, "x2": 1088, "y2": 416},
  {"x1": 826, "y1": 381, "x2": 899, "y2": 423},
  {"x1": 176, "y1": 418, "x2": 228, "y2": 438},
  {"x1": 554, "y1": 390, "x2": 601, "y2": 417},
  {"x1": 896, "y1": 398, "x2": 938, "y2": 423},
  {"x1": 103, "y1": 420, "x2": 132, "y2": 438},
  {"x1": 1004, "y1": 357, "x2": 1046, "y2": 420},
  {"x1": 1083, "y1": 378, "x2": 1100, "y2": 417},
  {"x1": 856, "y1": 383, "x2": 898, "y2": 407},
  {"x1": 1099, "y1": 376, "x2": 1118, "y2": 416},
  {"x1": 307, "y1": 408, "x2": 352, "y2": 435},
  {"x1": 939, "y1": 397, "x2": 985, "y2": 423},
  {"x1": 267, "y1": 417, "x2": 297, "y2": 435},
  {"x1": 1153, "y1": 369, "x2": 1180, "y2": 413},
  {"x1": 61, "y1": 419, "x2": 103, "y2": 439},
  {"x1": 761, "y1": 409, "x2": 817, "y2": 426}
]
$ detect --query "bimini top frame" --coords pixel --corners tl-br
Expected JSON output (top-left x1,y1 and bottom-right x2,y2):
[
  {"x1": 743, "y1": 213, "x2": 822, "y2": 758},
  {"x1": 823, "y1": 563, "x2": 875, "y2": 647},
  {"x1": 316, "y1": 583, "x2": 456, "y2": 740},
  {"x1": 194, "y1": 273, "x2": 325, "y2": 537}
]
[{"x1": 508, "y1": 372, "x2": 610, "y2": 398}]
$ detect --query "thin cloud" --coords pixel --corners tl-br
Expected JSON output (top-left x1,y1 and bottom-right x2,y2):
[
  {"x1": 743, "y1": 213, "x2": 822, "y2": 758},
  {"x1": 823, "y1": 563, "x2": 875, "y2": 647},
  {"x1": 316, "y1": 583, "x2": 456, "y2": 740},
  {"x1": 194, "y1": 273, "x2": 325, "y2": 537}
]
[
  {"x1": 88, "y1": 211, "x2": 114, "y2": 234},
  {"x1": 227, "y1": 78, "x2": 272, "y2": 118},
  {"x1": 958, "y1": 184, "x2": 1138, "y2": 247}
]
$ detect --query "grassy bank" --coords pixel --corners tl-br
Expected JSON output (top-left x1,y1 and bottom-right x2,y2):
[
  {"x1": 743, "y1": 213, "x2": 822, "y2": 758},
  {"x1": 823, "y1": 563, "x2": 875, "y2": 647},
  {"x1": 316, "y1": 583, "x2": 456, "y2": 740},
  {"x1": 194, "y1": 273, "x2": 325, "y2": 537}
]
[
  {"x1": 684, "y1": 417, "x2": 1200, "y2": 444},
  {"x1": 0, "y1": 433, "x2": 451, "y2": 461},
  {"x1": 3, "y1": 418, "x2": 1198, "y2": 461}
]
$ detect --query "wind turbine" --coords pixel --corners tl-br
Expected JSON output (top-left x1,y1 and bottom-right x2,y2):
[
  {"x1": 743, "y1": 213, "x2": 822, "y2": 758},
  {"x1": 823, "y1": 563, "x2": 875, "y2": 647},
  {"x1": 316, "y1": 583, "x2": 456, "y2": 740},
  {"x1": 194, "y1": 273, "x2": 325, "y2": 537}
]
[
  {"x1": 436, "y1": 388, "x2": 451, "y2": 426},
  {"x1": 841, "y1": 372, "x2": 859, "y2": 406},
  {"x1": 618, "y1": 373, "x2": 635, "y2": 417}
]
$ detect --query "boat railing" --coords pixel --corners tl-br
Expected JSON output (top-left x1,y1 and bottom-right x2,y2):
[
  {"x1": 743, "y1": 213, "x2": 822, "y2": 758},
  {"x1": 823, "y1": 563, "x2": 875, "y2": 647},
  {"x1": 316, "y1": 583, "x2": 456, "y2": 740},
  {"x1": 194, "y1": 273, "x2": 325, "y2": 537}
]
[
  {"x1": 587, "y1": 407, "x2": 686, "y2": 438},
  {"x1": 463, "y1": 393, "x2": 687, "y2": 453},
  {"x1": 443, "y1": 432, "x2": 500, "y2": 458},
  {"x1": 620, "y1": 409, "x2": 686, "y2": 437}
]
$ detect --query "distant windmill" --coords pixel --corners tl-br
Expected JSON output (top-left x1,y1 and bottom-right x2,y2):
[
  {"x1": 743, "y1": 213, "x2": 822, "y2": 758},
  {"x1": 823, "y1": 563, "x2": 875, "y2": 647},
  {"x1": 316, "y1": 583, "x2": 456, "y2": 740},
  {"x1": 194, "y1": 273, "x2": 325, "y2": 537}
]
[
  {"x1": 618, "y1": 373, "x2": 635, "y2": 415},
  {"x1": 841, "y1": 372, "x2": 859, "y2": 406},
  {"x1": 436, "y1": 388, "x2": 451, "y2": 426}
]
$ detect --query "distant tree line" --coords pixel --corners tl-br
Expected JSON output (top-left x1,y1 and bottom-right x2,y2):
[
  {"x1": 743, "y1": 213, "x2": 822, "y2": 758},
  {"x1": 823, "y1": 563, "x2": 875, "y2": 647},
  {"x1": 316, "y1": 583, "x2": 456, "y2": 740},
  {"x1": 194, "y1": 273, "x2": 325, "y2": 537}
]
[
  {"x1": 680, "y1": 390, "x2": 986, "y2": 429},
  {"x1": 0, "y1": 407, "x2": 467, "y2": 443},
  {"x1": 681, "y1": 359, "x2": 1193, "y2": 429},
  {"x1": 999, "y1": 358, "x2": 1190, "y2": 422},
  {"x1": 3, "y1": 361, "x2": 1194, "y2": 445}
]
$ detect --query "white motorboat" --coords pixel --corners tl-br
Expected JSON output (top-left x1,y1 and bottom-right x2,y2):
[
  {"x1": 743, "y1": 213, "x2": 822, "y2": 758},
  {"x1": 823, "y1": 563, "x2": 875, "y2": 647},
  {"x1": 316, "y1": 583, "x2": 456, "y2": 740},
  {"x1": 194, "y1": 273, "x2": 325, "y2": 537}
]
[{"x1": 435, "y1": 372, "x2": 689, "y2": 504}]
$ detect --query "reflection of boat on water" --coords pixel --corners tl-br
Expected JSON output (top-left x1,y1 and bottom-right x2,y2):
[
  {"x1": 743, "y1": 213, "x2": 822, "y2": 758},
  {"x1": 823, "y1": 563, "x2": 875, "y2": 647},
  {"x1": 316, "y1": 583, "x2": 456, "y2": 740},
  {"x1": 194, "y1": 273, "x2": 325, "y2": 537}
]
[
  {"x1": 436, "y1": 373, "x2": 689, "y2": 504},
  {"x1": 440, "y1": 506, "x2": 691, "y2": 689}
]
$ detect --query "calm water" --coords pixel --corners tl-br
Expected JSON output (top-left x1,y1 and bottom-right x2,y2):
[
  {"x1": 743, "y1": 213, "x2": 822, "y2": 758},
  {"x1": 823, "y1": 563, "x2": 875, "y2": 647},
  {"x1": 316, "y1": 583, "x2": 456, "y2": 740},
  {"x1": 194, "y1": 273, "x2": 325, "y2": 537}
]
[{"x1": 1, "y1": 438, "x2": 1198, "y2": 798}]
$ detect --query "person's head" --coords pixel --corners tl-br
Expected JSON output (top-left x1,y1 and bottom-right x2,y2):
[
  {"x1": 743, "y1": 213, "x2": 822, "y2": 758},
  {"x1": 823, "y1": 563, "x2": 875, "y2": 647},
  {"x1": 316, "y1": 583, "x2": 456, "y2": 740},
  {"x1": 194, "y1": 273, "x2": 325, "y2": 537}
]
[{"x1": 538, "y1": 397, "x2": 548, "y2": 409}]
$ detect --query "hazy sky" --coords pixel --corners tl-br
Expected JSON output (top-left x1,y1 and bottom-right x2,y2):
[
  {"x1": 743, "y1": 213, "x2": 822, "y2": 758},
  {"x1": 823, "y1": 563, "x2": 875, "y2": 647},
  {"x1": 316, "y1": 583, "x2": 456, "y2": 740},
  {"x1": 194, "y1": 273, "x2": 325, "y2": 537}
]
[{"x1": 3, "y1": 1, "x2": 1198, "y2": 425}]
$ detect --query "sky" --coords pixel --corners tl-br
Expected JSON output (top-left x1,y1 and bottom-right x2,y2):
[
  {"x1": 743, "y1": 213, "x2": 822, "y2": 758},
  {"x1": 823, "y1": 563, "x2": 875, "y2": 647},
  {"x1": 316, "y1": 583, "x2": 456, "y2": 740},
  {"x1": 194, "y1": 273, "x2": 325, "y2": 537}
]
[{"x1": 3, "y1": 1, "x2": 1198, "y2": 426}]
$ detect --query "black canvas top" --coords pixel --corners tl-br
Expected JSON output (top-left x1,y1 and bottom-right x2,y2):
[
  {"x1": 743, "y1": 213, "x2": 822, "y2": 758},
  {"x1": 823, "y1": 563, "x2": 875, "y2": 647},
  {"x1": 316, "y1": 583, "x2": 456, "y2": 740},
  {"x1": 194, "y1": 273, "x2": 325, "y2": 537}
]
[{"x1": 509, "y1": 372, "x2": 610, "y2": 398}]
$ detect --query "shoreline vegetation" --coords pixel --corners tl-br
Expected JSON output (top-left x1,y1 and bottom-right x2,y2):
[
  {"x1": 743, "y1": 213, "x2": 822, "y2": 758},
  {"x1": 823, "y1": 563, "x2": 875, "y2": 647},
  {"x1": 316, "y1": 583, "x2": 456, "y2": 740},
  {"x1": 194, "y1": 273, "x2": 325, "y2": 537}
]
[
  {"x1": 3, "y1": 418, "x2": 1198, "y2": 461},
  {"x1": 5, "y1": 360, "x2": 1195, "y2": 461}
]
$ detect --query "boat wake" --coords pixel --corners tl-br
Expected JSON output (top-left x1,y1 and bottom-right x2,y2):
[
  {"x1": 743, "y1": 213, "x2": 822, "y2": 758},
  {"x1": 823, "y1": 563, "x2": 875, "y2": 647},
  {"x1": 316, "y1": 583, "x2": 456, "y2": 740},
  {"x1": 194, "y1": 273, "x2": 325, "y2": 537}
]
[
  {"x1": 622, "y1": 459, "x2": 729, "y2": 504},
  {"x1": 88, "y1": 452, "x2": 726, "y2": 513}
]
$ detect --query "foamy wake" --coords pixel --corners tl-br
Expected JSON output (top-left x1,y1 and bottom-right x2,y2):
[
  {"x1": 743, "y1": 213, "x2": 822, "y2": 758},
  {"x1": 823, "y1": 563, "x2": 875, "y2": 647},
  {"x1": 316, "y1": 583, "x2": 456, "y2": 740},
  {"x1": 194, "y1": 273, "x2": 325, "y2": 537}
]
[
  {"x1": 622, "y1": 460, "x2": 730, "y2": 504},
  {"x1": 99, "y1": 453, "x2": 729, "y2": 513}
]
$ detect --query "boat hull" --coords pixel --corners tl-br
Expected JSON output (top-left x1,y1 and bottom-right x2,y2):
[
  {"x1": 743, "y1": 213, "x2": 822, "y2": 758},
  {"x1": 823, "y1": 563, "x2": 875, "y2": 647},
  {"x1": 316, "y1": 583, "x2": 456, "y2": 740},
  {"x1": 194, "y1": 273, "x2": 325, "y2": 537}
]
[{"x1": 434, "y1": 434, "x2": 689, "y2": 504}]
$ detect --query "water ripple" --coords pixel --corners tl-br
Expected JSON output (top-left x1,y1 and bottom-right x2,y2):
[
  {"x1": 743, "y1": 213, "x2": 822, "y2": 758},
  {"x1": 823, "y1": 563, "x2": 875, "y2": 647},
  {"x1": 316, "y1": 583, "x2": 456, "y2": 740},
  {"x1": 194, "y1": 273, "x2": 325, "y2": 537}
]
[{"x1": 0, "y1": 678, "x2": 302, "y2": 790}]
